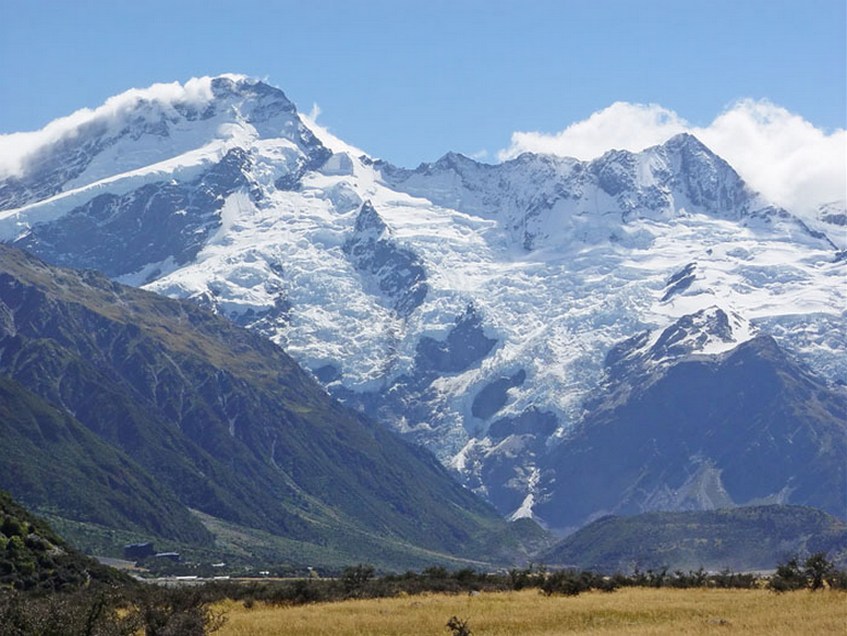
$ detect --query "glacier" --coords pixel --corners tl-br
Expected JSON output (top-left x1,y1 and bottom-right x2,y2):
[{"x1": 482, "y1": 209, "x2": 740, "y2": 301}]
[{"x1": 1, "y1": 75, "x2": 844, "y2": 525}]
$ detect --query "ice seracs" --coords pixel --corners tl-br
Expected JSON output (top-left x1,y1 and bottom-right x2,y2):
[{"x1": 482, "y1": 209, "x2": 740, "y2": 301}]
[{"x1": 1, "y1": 75, "x2": 844, "y2": 525}]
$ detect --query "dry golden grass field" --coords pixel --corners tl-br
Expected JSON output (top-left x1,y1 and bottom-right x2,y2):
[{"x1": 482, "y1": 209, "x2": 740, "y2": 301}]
[{"x1": 214, "y1": 587, "x2": 846, "y2": 635}]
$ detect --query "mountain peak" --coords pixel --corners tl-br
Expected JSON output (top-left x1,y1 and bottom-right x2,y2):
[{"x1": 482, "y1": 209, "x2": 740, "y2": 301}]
[
  {"x1": 353, "y1": 200, "x2": 387, "y2": 235},
  {"x1": 433, "y1": 151, "x2": 476, "y2": 169},
  {"x1": 662, "y1": 131, "x2": 712, "y2": 154},
  {"x1": 208, "y1": 75, "x2": 297, "y2": 120},
  {"x1": 603, "y1": 306, "x2": 755, "y2": 385},
  {"x1": 0, "y1": 74, "x2": 320, "y2": 211}
]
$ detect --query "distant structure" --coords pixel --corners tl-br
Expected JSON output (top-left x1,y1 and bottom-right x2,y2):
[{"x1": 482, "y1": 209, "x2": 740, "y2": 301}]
[
  {"x1": 123, "y1": 542, "x2": 155, "y2": 560},
  {"x1": 123, "y1": 543, "x2": 181, "y2": 563}
]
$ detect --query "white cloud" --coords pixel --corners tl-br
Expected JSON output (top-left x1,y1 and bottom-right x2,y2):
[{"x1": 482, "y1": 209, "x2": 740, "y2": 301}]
[
  {"x1": 498, "y1": 102, "x2": 688, "y2": 162},
  {"x1": 498, "y1": 100, "x2": 846, "y2": 215},
  {"x1": 308, "y1": 102, "x2": 322, "y2": 122},
  {"x1": 0, "y1": 75, "x2": 237, "y2": 179},
  {"x1": 695, "y1": 100, "x2": 846, "y2": 215}
]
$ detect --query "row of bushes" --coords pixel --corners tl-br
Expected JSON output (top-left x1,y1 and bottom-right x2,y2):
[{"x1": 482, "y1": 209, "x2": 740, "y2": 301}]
[
  {"x1": 195, "y1": 554, "x2": 847, "y2": 606},
  {"x1": 768, "y1": 553, "x2": 847, "y2": 592},
  {"x1": 0, "y1": 586, "x2": 225, "y2": 636},
  {"x1": 2, "y1": 554, "x2": 844, "y2": 635}
]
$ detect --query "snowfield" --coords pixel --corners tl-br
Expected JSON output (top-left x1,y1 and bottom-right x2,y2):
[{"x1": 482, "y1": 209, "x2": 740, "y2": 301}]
[{"x1": 1, "y1": 75, "x2": 844, "y2": 522}]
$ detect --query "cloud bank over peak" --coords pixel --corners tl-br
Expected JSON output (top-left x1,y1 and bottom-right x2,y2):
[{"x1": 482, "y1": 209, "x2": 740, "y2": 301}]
[
  {"x1": 0, "y1": 75, "x2": 247, "y2": 179},
  {"x1": 499, "y1": 102, "x2": 688, "y2": 162},
  {"x1": 498, "y1": 100, "x2": 846, "y2": 216}
]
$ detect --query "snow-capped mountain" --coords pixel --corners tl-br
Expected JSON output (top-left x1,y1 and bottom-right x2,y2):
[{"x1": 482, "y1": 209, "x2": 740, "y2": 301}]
[{"x1": 1, "y1": 75, "x2": 844, "y2": 528}]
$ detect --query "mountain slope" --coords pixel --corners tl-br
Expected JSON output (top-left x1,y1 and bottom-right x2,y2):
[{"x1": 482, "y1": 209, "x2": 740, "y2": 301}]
[
  {"x1": 0, "y1": 489, "x2": 129, "y2": 593},
  {"x1": 536, "y1": 333, "x2": 847, "y2": 531},
  {"x1": 0, "y1": 75, "x2": 843, "y2": 527},
  {"x1": 0, "y1": 375, "x2": 210, "y2": 544},
  {"x1": 0, "y1": 244, "x2": 521, "y2": 567},
  {"x1": 541, "y1": 505, "x2": 847, "y2": 573}
]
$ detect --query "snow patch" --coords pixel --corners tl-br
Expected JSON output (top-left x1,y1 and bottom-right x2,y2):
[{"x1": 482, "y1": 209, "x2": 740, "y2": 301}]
[{"x1": 509, "y1": 494, "x2": 535, "y2": 521}]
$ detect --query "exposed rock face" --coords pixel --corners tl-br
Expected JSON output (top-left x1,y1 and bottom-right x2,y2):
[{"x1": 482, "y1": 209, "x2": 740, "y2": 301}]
[
  {"x1": 14, "y1": 148, "x2": 261, "y2": 278},
  {"x1": 344, "y1": 201, "x2": 428, "y2": 317},
  {"x1": 415, "y1": 304, "x2": 497, "y2": 376}
]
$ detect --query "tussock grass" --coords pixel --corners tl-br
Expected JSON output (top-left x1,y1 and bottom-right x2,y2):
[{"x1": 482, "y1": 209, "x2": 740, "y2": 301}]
[{"x1": 216, "y1": 587, "x2": 846, "y2": 635}]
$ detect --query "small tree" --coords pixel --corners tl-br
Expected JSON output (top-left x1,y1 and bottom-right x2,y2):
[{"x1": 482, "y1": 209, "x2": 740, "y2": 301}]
[
  {"x1": 341, "y1": 564, "x2": 375, "y2": 597},
  {"x1": 768, "y1": 557, "x2": 806, "y2": 592},
  {"x1": 540, "y1": 570, "x2": 592, "y2": 596},
  {"x1": 770, "y1": 553, "x2": 842, "y2": 592},
  {"x1": 804, "y1": 553, "x2": 835, "y2": 591}
]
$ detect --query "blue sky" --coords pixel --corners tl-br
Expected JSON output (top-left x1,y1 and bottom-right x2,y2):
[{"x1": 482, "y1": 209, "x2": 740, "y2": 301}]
[{"x1": 1, "y1": 0, "x2": 845, "y2": 169}]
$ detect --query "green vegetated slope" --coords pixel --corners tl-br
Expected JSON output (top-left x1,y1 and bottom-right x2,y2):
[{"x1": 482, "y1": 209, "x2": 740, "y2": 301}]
[
  {"x1": 0, "y1": 489, "x2": 129, "y2": 593},
  {"x1": 0, "y1": 375, "x2": 210, "y2": 544},
  {"x1": 0, "y1": 245, "x2": 527, "y2": 569},
  {"x1": 542, "y1": 505, "x2": 847, "y2": 573}
]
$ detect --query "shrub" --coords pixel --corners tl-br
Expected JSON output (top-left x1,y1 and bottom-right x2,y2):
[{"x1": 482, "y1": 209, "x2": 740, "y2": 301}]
[
  {"x1": 709, "y1": 569, "x2": 757, "y2": 589},
  {"x1": 769, "y1": 556, "x2": 811, "y2": 592},
  {"x1": 508, "y1": 564, "x2": 545, "y2": 590},
  {"x1": 138, "y1": 587, "x2": 226, "y2": 636},
  {"x1": 825, "y1": 567, "x2": 847, "y2": 591},
  {"x1": 446, "y1": 615, "x2": 472, "y2": 636},
  {"x1": 423, "y1": 566, "x2": 449, "y2": 579},
  {"x1": 0, "y1": 588, "x2": 139, "y2": 636},
  {"x1": 1, "y1": 517, "x2": 24, "y2": 539},
  {"x1": 803, "y1": 553, "x2": 834, "y2": 591},
  {"x1": 540, "y1": 570, "x2": 595, "y2": 596},
  {"x1": 341, "y1": 564, "x2": 375, "y2": 597}
]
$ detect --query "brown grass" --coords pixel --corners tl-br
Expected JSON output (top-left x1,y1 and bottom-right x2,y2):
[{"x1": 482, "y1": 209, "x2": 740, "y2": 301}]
[{"x1": 215, "y1": 587, "x2": 847, "y2": 635}]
